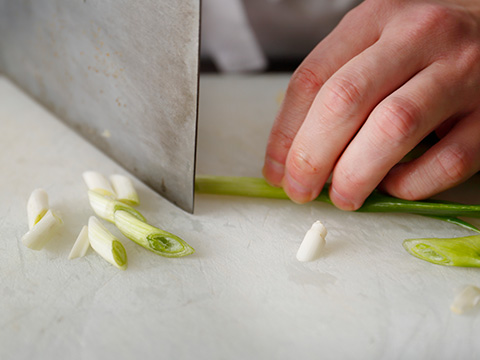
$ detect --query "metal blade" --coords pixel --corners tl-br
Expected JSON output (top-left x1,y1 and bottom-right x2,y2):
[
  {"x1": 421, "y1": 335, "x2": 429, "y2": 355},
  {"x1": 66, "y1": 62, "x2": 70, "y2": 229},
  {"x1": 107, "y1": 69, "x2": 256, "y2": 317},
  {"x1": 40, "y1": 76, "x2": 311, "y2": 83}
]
[{"x1": 0, "y1": 0, "x2": 200, "y2": 213}]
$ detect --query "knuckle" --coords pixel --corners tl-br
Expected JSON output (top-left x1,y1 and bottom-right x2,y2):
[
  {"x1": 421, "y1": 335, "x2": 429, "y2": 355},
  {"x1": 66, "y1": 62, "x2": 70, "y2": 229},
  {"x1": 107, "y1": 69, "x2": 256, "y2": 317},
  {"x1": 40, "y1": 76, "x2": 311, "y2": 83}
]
[
  {"x1": 389, "y1": 178, "x2": 420, "y2": 201},
  {"x1": 289, "y1": 66, "x2": 324, "y2": 98},
  {"x1": 434, "y1": 143, "x2": 472, "y2": 184},
  {"x1": 407, "y1": 4, "x2": 475, "y2": 43},
  {"x1": 374, "y1": 97, "x2": 420, "y2": 148},
  {"x1": 268, "y1": 126, "x2": 295, "y2": 156},
  {"x1": 288, "y1": 148, "x2": 322, "y2": 177},
  {"x1": 322, "y1": 75, "x2": 364, "y2": 117},
  {"x1": 334, "y1": 166, "x2": 367, "y2": 194}
]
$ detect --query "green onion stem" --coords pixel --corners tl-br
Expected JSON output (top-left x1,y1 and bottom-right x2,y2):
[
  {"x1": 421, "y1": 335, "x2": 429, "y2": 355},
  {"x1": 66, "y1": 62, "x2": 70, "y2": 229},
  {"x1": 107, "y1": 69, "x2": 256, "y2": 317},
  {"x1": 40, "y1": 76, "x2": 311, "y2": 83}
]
[
  {"x1": 195, "y1": 175, "x2": 480, "y2": 218},
  {"x1": 403, "y1": 235, "x2": 480, "y2": 267},
  {"x1": 114, "y1": 210, "x2": 195, "y2": 258}
]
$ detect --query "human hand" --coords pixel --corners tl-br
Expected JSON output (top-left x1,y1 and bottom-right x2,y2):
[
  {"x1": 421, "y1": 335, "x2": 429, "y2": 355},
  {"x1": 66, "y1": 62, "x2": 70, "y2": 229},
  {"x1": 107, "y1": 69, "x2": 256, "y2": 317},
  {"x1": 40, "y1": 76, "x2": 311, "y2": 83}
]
[{"x1": 263, "y1": 0, "x2": 480, "y2": 210}]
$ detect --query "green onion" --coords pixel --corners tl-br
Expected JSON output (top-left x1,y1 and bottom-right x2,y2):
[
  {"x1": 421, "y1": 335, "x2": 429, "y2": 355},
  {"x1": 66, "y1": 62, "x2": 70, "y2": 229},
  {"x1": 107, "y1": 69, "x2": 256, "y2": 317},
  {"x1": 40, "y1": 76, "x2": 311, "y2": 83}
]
[
  {"x1": 110, "y1": 174, "x2": 139, "y2": 206},
  {"x1": 195, "y1": 175, "x2": 480, "y2": 218},
  {"x1": 450, "y1": 285, "x2": 480, "y2": 314},
  {"x1": 114, "y1": 210, "x2": 195, "y2": 258},
  {"x1": 83, "y1": 171, "x2": 115, "y2": 197},
  {"x1": 88, "y1": 216, "x2": 128, "y2": 270},
  {"x1": 88, "y1": 190, "x2": 145, "y2": 223},
  {"x1": 403, "y1": 235, "x2": 480, "y2": 267},
  {"x1": 421, "y1": 215, "x2": 480, "y2": 233},
  {"x1": 27, "y1": 188, "x2": 49, "y2": 230},
  {"x1": 21, "y1": 209, "x2": 63, "y2": 250},
  {"x1": 68, "y1": 225, "x2": 90, "y2": 260}
]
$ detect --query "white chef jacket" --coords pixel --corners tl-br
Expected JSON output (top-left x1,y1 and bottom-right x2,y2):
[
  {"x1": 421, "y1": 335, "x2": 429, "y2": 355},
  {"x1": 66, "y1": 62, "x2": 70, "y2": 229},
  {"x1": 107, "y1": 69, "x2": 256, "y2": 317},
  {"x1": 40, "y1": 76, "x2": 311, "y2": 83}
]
[{"x1": 201, "y1": 0, "x2": 362, "y2": 72}]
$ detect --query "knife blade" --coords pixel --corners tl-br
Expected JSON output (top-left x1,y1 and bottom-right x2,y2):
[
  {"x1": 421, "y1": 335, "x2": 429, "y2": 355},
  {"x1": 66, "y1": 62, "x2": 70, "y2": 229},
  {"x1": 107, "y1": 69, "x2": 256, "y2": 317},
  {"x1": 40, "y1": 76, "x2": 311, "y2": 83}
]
[{"x1": 0, "y1": 0, "x2": 200, "y2": 213}]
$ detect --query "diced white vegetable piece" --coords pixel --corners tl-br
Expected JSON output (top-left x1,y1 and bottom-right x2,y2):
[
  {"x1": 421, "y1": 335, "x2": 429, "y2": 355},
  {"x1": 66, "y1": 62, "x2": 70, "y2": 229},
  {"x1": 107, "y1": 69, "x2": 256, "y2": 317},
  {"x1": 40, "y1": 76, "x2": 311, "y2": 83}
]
[
  {"x1": 21, "y1": 209, "x2": 62, "y2": 250},
  {"x1": 88, "y1": 216, "x2": 127, "y2": 270},
  {"x1": 68, "y1": 225, "x2": 90, "y2": 259},
  {"x1": 82, "y1": 171, "x2": 115, "y2": 196},
  {"x1": 87, "y1": 190, "x2": 116, "y2": 222},
  {"x1": 296, "y1": 220, "x2": 327, "y2": 262},
  {"x1": 110, "y1": 174, "x2": 139, "y2": 206},
  {"x1": 27, "y1": 188, "x2": 49, "y2": 230},
  {"x1": 450, "y1": 285, "x2": 480, "y2": 314}
]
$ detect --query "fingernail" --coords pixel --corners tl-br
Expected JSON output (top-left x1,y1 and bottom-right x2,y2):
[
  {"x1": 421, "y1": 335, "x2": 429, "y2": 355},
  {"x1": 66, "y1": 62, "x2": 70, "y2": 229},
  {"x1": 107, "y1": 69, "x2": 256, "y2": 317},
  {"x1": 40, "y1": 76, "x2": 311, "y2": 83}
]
[
  {"x1": 263, "y1": 156, "x2": 285, "y2": 186},
  {"x1": 329, "y1": 186, "x2": 358, "y2": 211},
  {"x1": 283, "y1": 172, "x2": 313, "y2": 203}
]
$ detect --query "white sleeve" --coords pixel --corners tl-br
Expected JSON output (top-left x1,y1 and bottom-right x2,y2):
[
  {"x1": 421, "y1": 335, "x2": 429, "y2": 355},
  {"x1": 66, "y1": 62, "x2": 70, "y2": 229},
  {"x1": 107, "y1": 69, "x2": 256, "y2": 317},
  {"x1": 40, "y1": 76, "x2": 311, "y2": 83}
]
[{"x1": 201, "y1": 0, "x2": 267, "y2": 72}]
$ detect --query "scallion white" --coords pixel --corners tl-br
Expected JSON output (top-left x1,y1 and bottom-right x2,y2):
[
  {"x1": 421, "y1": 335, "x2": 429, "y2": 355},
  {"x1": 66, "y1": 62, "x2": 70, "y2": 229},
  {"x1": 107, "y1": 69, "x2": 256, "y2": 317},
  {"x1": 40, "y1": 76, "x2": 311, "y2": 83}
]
[
  {"x1": 68, "y1": 225, "x2": 90, "y2": 259},
  {"x1": 296, "y1": 220, "x2": 327, "y2": 262},
  {"x1": 27, "y1": 188, "x2": 49, "y2": 230},
  {"x1": 110, "y1": 174, "x2": 139, "y2": 206},
  {"x1": 450, "y1": 285, "x2": 480, "y2": 314},
  {"x1": 88, "y1": 216, "x2": 127, "y2": 270},
  {"x1": 88, "y1": 190, "x2": 145, "y2": 223},
  {"x1": 83, "y1": 171, "x2": 115, "y2": 196},
  {"x1": 21, "y1": 209, "x2": 62, "y2": 250}
]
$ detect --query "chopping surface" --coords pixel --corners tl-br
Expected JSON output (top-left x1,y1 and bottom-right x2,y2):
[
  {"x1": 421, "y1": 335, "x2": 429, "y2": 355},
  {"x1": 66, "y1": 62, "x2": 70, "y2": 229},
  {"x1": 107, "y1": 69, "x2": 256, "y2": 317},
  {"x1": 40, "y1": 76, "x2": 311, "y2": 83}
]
[{"x1": 1, "y1": 74, "x2": 480, "y2": 360}]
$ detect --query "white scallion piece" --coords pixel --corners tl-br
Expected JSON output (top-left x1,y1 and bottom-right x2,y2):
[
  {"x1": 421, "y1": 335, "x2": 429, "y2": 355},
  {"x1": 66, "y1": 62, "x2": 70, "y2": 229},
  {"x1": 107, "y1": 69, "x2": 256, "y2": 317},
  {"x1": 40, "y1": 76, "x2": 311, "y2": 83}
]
[
  {"x1": 82, "y1": 171, "x2": 115, "y2": 196},
  {"x1": 87, "y1": 190, "x2": 145, "y2": 224},
  {"x1": 68, "y1": 225, "x2": 90, "y2": 260},
  {"x1": 88, "y1": 216, "x2": 128, "y2": 270},
  {"x1": 450, "y1": 285, "x2": 480, "y2": 314},
  {"x1": 296, "y1": 220, "x2": 327, "y2": 262},
  {"x1": 27, "y1": 188, "x2": 49, "y2": 230},
  {"x1": 110, "y1": 174, "x2": 139, "y2": 206},
  {"x1": 21, "y1": 209, "x2": 62, "y2": 250}
]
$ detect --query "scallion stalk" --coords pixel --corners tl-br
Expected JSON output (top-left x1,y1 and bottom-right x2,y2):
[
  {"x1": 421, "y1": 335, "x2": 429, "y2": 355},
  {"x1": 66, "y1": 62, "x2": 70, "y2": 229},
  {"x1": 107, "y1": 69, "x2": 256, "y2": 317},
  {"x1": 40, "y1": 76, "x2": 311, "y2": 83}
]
[
  {"x1": 195, "y1": 175, "x2": 480, "y2": 218},
  {"x1": 114, "y1": 210, "x2": 195, "y2": 258},
  {"x1": 403, "y1": 235, "x2": 480, "y2": 267}
]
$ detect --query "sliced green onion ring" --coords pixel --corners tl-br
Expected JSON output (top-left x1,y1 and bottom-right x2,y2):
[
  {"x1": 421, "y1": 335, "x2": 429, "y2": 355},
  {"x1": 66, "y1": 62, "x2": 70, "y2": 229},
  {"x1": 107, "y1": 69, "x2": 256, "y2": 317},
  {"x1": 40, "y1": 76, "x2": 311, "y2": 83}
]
[{"x1": 403, "y1": 234, "x2": 480, "y2": 267}]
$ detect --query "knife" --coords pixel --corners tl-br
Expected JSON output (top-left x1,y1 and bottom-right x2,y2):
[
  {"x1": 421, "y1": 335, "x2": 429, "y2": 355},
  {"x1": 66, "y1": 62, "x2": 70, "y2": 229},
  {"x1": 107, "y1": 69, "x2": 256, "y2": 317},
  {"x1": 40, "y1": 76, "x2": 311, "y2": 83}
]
[{"x1": 0, "y1": 0, "x2": 201, "y2": 213}]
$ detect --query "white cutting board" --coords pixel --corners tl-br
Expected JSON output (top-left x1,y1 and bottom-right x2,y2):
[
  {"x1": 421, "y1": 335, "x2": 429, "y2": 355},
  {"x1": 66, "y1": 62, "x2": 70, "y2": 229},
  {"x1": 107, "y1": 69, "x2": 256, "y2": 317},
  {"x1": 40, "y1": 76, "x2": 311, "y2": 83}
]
[{"x1": 0, "y1": 74, "x2": 479, "y2": 360}]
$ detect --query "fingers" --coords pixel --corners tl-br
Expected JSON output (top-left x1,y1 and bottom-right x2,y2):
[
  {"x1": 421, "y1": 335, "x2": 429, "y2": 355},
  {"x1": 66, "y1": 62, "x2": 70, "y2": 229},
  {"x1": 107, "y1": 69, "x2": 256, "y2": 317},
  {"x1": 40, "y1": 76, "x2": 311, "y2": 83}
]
[
  {"x1": 380, "y1": 110, "x2": 480, "y2": 200},
  {"x1": 281, "y1": 35, "x2": 431, "y2": 204},
  {"x1": 263, "y1": 3, "x2": 381, "y2": 186},
  {"x1": 328, "y1": 61, "x2": 464, "y2": 209}
]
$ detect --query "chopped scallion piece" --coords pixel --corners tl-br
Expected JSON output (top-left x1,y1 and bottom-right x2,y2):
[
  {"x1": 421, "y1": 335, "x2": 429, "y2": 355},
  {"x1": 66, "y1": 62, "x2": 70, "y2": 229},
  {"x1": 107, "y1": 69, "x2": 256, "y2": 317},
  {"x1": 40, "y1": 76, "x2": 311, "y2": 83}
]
[
  {"x1": 27, "y1": 188, "x2": 49, "y2": 230},
  {"x1": 110, "y1": 174, "x2": 139, "y2": 206},
  {"x1": 114, "y1": 210, "x2": 195, "y2": 258},
  {"x1": 83, "y1": 171, "x2": 115, "y2": 197},
  {"x1": 88, "y1": 190, "x2": 145, "y2": 223},
  {"x1": 21, "y1": 209, "x2": 62, "y2": 250},
  {"x1": 403, "y1": 235, "x2": 480, "y2": 267},
  {"x1": 296, "y1": 220, "x2": 327, "y2": 262},
  {"x1": 450, "y1": 285, "x2": 480, "y2": 314},
  {"x1": 88, "y1": 216, "x2": 127, "y2": 270},
  {"x1": 68, "y1": 225, "x2": 90, "y2": 260}
]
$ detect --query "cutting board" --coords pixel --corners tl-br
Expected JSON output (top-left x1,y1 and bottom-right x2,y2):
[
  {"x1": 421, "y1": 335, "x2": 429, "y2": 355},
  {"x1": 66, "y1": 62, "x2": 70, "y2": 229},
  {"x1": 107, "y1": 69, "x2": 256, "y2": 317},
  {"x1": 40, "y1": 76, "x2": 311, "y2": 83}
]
[{"x1": 1, "y1": 74, "x2": 479, "y2": 360}]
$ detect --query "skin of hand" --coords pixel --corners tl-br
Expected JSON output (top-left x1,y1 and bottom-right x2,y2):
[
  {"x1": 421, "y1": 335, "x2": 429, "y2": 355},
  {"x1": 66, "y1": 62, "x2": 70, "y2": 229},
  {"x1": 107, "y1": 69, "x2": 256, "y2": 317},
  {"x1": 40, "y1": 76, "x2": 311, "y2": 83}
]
[{"x1": 263, "y1": 0, "x2": 480, "y2": 210}]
